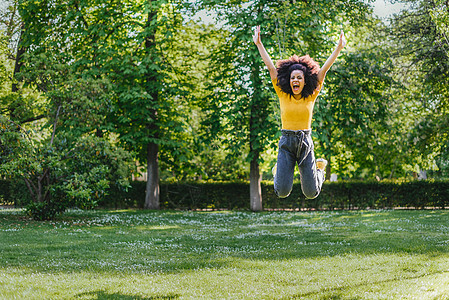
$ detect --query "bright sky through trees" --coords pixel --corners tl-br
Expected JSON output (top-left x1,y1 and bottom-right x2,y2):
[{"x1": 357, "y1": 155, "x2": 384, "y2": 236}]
[
  {"x1": 192, "y1": 0, "x2": 411, "y2": 24},
  {"x1": 373, "y1": 0, "x2": 410, "y2": 18}
]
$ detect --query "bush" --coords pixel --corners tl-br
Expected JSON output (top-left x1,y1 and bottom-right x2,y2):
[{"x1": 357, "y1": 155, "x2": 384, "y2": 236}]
[
  {"x1": 26, "y1": 200, "x2": 67, "y2": 221},
  {"x1": 0, "y1": 133, "x2": 133, "y2": 219},
  {"x1": 0, "y1": 180, "x2": 9, "y2": 204},
  {"x1": 98, "y1": 179, "x2": 449, "y2": 210},
  {"x1": 0, "y1": 179, "x2": 32, "y2": 206},
  {"x1": 100, "y1": 181, "x2": 251, "y2": 210},
  {"x1": 3, "y1": 179, "x2": 449, "y2": 211}
]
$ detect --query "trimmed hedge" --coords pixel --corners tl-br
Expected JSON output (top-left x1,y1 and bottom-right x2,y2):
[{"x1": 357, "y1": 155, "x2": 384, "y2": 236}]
[
  {"x1": 102, "y1": 180, "x2": 449, "y2": 210},
  {"x1": 2, "y1": 179, "x2": 449, "y2": 210}
]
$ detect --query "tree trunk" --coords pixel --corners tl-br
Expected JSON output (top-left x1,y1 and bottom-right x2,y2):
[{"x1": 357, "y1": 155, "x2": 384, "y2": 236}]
[
  {"x1": 10, "y1": 23, "x2": 26, "y2": 123},
  {"x1": 12, "y1": 24, "x2": 25, "y2": 94},
  {"x1": 250, "y1": 154, "x2": 263, "y2": 211},
  {"x1": 143, "y1": 3, "x2": 160, "y2": 210},
  {"x1": 248, "y1": 32, "x2": 264, "y2": 212},
  {"x1": 325, "y1": 155, "x2": 331, "y2": 181},
  {"x1": 145, "y1": 141, "x2": 159, "y2": 209}
]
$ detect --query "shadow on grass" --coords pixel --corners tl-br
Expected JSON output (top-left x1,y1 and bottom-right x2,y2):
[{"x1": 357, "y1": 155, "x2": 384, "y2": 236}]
[{"x1": 76, "y1": 291, "x2": 180, "y2": 299}]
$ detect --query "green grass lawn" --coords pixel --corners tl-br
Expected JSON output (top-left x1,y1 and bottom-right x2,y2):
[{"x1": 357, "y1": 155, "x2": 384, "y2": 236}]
[{"x1": 1, "y1": 209, "x2": 449, "y2": 299}]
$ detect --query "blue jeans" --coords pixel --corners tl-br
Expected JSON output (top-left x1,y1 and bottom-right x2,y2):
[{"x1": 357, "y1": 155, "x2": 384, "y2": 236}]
[{"x1": 274, "y1": 130, "x2": 324, "y2": 199}]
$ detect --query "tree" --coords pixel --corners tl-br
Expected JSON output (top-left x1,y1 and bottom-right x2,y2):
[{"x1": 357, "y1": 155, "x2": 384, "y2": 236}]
[
  {"x1": 17, "y1": 0, "x2": 198, "y2": 210},
  {"x1": 156, "y1": 20, "x2": 237, "y2": 182},
  {"x1": 388, "y1": 0, "x2": 449, "y2": 176},
  {"x1": 105, "y1": 0, "x2": 190, "y2": 209},
  {"x1": 0, "y1": 0, "x2": 137, "y2": 219},
  {"x1": 200, "y1": 0, "x2": 370, "y2": 209},
  {"x1": 0, "y1": 113, "x2": 133, "y2": 220},
  {"x1": 313, "y1": 18, "x2": 401, "y2": 180},
  {"x1": 200, "y1": 1, "x2": 279, "y2": 211}
]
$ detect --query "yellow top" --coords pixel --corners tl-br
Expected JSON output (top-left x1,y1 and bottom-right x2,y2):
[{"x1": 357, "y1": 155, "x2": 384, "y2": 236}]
[{"x1": 272, "y1": 78, "x2": 323, "y2": 130}]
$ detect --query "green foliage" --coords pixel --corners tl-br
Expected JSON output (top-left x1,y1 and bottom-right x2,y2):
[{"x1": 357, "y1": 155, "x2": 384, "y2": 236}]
[
  {"x1": 0, "y1": 179, "x2": 31, "y2": 207},
  {"x1": 25, "y1": 200, "x2": 67, "y2": 221},
  {"x1": 15, "y1": 0, "x2": 215, "y2": 186},
  {"x1": 1, "y1": 0, "x2": 143, "y2": 218},
  {"x1": 314, "y1": 19, "x2": 399, "y2": 179},
  {"x1": 1, "y1": 0, "x2": 449, "y2": 219},
  {"x1": 0, "y1": 113, "x2": 133, "y2": 219},
  {"x1": 200, "y1": 0, "x2": 377, "y2": 184},
  {"x1": 430, "y1": 0, "x2": 449, "y2": 41},
  {"x1": 151, "y1": 21, "x2": 230, "y2": 181},
  {"x1": 202, "y1": 5, "x2": 277, "y2": 164},
  {"x1": 388, "y1": 0, "x2": 449, "y2": 176},
  {"x1": 0, "y1": 34, "x2": 8, "y2": 85},
  {"x1": 59, "y1": 135, "x2": 133, "y2": 208},
  {"x1": 0, "y1": 179, "x2": 10, "y2": 204}
]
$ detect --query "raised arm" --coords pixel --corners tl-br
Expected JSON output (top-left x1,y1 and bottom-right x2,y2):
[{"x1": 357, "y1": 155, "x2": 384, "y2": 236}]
[
  {"x1": 253, "y1": 25, "x2": 277, "y2": 81},
  {"x1": 317, "y1": 30, "x2": 347, "y2": 83}
]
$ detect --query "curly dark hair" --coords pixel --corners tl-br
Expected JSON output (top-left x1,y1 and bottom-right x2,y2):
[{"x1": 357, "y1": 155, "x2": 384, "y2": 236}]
[{"x1": 276, "y1": 54, "x2": 320, "y2": 98}]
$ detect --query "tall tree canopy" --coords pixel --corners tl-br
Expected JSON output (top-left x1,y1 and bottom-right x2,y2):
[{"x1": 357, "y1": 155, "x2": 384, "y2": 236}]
[
  {"x1": 199, "y1": 0, "x2": 372, "y2": 209},
  {"x1": 388, "y1": 0, "x2": 449, "y2": 177},
  {"x1": 17, "y1": 0, "x2": 198, "y2": 209},
  {"x1": 1, "y1": 0, "x2": 448, "y2": 218}
]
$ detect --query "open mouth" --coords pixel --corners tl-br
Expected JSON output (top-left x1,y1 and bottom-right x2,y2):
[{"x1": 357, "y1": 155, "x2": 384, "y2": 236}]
[{"x1": 292, "y1": 84, "x2": 300, "y2": 93}]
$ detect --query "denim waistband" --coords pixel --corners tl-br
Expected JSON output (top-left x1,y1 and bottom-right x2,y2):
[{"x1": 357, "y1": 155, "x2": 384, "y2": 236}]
[{"x1": 281, "y1": 129, "x2": 311, "y2": 136}]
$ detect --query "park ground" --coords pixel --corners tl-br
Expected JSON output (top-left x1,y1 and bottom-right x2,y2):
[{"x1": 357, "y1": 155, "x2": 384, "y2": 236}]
[{"x1": 1, "y1": 209, "x2": 449, "y2": 299}]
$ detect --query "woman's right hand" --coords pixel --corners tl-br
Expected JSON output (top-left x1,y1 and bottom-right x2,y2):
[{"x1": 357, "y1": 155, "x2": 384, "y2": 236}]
[
  {"x1": 253, "y1": 25, "x2": 261, "y2": 45},
  {"x1": 253, "y1": 25, "x2": 277, "y2": 80}
]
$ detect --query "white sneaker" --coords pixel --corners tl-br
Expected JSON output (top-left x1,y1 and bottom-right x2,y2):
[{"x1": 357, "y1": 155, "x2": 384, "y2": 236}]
[{"x1": 316, "y1": 158, "x2": 328, "y2": 171}]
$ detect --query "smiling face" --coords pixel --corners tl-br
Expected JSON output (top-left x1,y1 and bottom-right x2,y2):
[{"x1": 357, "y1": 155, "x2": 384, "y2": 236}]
[{"x1": 290, "y1": 70, "x2": 305, "y2": 96}]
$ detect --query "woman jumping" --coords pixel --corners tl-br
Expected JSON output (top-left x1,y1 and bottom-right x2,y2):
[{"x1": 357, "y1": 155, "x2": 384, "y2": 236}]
[{"x1": 253, "y1": 25, "x2": 346, "y2": 199}]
